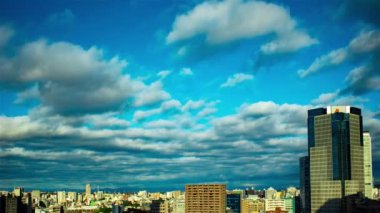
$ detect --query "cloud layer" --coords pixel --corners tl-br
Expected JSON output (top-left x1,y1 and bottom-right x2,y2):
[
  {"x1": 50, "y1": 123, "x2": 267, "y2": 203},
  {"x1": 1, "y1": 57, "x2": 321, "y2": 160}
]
[
  {"x1": 298, "y1": 30, "x2": 380, "y2": 95},
  {"x1": 167, "y1": 0, "x2": 317, "y2": 55}
]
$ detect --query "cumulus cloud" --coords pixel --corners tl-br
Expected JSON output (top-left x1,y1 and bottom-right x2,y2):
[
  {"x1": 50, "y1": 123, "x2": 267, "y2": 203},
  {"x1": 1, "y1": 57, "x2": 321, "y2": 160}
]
[
  {"x1": 180, "y1": 67, "x2": 193, "y2": 75},
  {"x1": 181, "y1": 100, "x2": 205, "y2": 111},
  {"x1": 167, "y1": 0, "x2": 317, "y2": 55},
  {"x1": 133, "y1": 81, "x2": 171, "y2": 107},
  {"x1": 133, "y1": 99, "x2": 181, "y2": 121},
  {"x1": 0, "y1": 38, "x2": 173, "y2": 115},
  {"x1": 221, "y1": 73, "x2": 254, "y2": 88},
  {"x1": 213, "y1": 101, "x2": 308, "y2": 140},
  {"x1": 0, "y1": 39, "x2": 139, "y2": 114}
]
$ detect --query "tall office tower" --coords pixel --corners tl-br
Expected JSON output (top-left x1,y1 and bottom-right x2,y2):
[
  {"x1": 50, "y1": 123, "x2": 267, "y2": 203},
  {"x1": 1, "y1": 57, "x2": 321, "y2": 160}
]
[
  {"x1": 185, "y1": 184, "x2": 226, "y2": 213},
  {"x1": 85, "y1": 184, "x2": 91, "y2": 195},
  {"x1": 226, "y1": 193, "x2": 241, "y2": 213},
  {"x1": 307, "y1": 106, "x2": 365, "y2": 213},
  {"x1": 299, "y1": 156, "x2": 310, "y2": 213},
  {"x1": 363, "y1": 131, "x2": 373, "y2": 199}
]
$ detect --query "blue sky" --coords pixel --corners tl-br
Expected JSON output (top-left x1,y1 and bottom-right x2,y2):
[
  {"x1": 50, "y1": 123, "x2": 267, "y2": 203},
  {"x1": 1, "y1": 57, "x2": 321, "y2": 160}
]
[{"x1": 0, "y1": 0, "x2": 380, "y2": 191}]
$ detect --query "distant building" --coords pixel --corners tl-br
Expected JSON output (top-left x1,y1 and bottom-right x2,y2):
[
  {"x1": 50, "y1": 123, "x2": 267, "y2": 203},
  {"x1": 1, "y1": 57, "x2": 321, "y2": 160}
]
[
  {"x1": 12, "y1": 188, "x2": 23, "y2": 197},
  {"x1": 241, "y1": 198, "x2": 264, "y2": 213},
  {"x1": 265, "y1": 187, "x2": 276, "y2": 200},
  {"x1": 363, "y1": 132, "x2": 373, "y2": 199},
  {"x1": 86, "y1": 184, "x2": 91, "y2": 195},
  {"x1": 0, "y1": 195, "x2": 6, "y2": 213},
  {"x1": 185, "y1": 184, "x2": 226, "y2": 213},
  {"x1": 227, "y1": 193, "x2": 241, "y2": 213},
  {"x1": 284, "y1": 198, "x2": 294, "y2": 213},
  {"x1": 57, "y1": 191, "x2": 66, "y2": 204},
  {"x1": 266, "y1": 207, "x2": 288, "y2": 213},
  {"x1": 150, "y1": 199, "x2": 168, "y2": 213},
  {"x1": 5, "y1": 195, "x2": 22, "y2": 213},
  {"x1": 299, "y1": 156, "x2": 310, "y2": 213},
  {"x1": 265, "y1": 199, "x2": 286, "y2": 212},
  {"x1": 112, "y1": 204, "x2": 124, "y2": 213},
  {"x1": 67, "y1": 192, "x2": 77, "y2": 202},
  {"x1": 32, "y1": 190, "x2": 41, "y2": 201},
  {"x1": 173, "y1": 197, "x2": 185, "y2": 213}
]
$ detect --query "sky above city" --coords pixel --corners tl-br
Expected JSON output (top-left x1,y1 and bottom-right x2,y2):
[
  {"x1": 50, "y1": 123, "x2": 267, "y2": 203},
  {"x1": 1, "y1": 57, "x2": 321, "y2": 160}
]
[{"x1": 0, "y1": 0, "x2": 380, "y2": 192}]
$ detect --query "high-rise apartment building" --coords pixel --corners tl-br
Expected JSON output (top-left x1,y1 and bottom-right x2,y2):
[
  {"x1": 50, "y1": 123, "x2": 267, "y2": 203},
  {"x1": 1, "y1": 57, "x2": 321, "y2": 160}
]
[
  {"x1": 363, "y1": 131, "x2": 373, "y2": 199},
  {"x1": 305, "y1": 106, "x2": 366, "y2": 213},
  {"x1": 57, "y1": 191, "x2": 66, "y2": 204},
  {"x1": 85, "y1": 184, "x2": 91, "y2": 195},
  {"x1": 185, "y1": 184, "x2": 226, "y2": 213}
]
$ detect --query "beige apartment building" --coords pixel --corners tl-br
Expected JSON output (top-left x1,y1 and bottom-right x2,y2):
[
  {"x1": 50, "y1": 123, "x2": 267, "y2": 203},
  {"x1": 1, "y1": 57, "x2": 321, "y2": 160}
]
[{"x1": 185, "y1": 184, "x2": 226, "y2": 213}]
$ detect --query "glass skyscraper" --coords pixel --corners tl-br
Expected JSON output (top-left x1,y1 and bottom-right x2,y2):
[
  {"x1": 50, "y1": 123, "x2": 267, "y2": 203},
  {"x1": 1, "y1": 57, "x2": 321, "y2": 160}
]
[{"x1": 302, "y1": 106, "x2": 366, "y2": 213}]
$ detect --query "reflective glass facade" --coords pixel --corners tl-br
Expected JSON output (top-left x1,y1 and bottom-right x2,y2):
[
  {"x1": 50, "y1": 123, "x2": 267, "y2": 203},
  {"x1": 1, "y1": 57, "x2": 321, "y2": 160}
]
[{"x1": 306, "y1": 106, "x2": 365, "y2": 213}]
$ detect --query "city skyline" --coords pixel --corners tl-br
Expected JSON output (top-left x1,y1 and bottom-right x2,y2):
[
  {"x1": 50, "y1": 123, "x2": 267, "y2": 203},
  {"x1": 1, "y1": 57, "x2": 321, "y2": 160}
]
[{"x1": 1, "y1": 0, "x2": 380, "y2": 191}]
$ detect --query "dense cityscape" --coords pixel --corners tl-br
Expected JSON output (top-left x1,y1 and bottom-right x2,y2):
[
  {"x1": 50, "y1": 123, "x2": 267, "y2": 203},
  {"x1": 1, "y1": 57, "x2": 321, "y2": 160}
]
[
  {"x1": 1, "y1": 0, "x2": 380, "y2": 213},
  {"x1": 1, "y1": 106, "x2": 380, "y2": 212}
]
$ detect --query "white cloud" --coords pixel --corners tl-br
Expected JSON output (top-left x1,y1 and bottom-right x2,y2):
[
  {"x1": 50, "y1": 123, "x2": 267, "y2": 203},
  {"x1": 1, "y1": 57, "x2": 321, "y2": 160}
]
[
  {"x1": 144, "y1": 119, "x2": 177, "y2": 129},
  {"x1": 261, "y1": 31, "x2": 318, "y2": 54},
  {"x1": 221, "y1": 73, "x2": 254, "y2": 88},
  {"x1": 298, "y1": 30, "x2": 380, "y2": 79},
  {"x1": 167, "y1": 0, "x2": 317, "y2": 54},
  {"x1": 0, "y1": 39, "x2": 154, "y2": 115},
  {"x1": 349, "y1": 30, "x2": 380, "y2": 53},
  {"x1": 311, "y1": 90, "x2": 368, "y2": 107},
  {"x1": 213, "y1": 101, "x2": 308, "y2": 139},
  {"x1": 197, "y1": 107, "x2": 217, "y2": 118},
  {"x1": 311, "y1": 92, "x2": 338, "y2": 105},
  {"x1": 157, "y1": 70, "x2": 171, "y2": 79},
  {"x1": 180, "y1": 67, "x2": 193, "y2": 75},
  {"x1": 133, "y1": 81, "x2": 171, "y2": 107},
  {"x1": 133, "y1": 99, "x2": 181, "y2": 121},
  {"x1": 297, "y1": 48, "x2": 348, "y2": 78},
  {"x1": 181, "y1": 100, "x2": 205, "y2": 111}
]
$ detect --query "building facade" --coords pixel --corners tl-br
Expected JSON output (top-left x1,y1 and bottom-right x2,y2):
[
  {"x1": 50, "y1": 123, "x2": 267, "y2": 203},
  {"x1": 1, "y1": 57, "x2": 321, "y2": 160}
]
[
  {"x1": 299, "y1": 156, "x2": 310, "y2": 213},
  {"x1": 85, "y1": 184, "x2": 91, "y2": 195},
  {"x1": 306, "y1": 106, "x2": 365, "y2": 213},
  {"x1": 226, "y1": 193, "x2": 241, "y2": 213},
  {"x1": 363, "y1": 131, "x2": 373, "y2": 199},
  {"x1": 185, "y1": 184, "x2": 226, "y2": 213}
]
